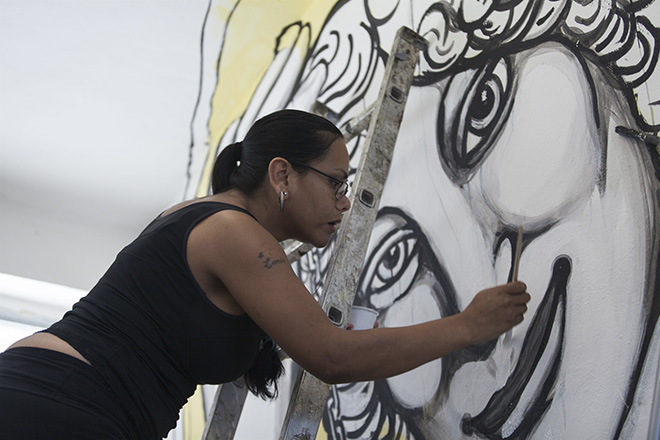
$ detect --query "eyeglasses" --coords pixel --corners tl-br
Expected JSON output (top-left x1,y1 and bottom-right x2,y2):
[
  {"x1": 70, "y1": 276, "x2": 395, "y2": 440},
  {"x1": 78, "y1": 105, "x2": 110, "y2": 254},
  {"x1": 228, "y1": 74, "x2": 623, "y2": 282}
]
[{"x1": 289, "y1": 161, "x2": 350, "y2": 200}]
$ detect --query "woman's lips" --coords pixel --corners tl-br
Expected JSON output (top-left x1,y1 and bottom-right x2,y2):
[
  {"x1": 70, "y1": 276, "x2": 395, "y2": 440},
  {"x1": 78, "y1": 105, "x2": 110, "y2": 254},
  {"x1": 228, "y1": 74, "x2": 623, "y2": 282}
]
[
  {"x1": 462, "y1": 256, "x2": 571, "y2": 439},
  {"x1": 328, "y1": 220, "x2": 341, "y2": 233}
]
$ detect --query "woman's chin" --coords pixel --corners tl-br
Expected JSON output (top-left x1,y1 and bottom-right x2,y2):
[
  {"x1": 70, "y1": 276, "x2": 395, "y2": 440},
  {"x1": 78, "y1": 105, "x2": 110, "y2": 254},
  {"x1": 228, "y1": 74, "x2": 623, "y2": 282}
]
[
  {"x1": 311, "y1": 237, "x2": 330, "y2": 248},
  {"x1": 310, "y1": 232, "x2": 333, "y2": 248}
]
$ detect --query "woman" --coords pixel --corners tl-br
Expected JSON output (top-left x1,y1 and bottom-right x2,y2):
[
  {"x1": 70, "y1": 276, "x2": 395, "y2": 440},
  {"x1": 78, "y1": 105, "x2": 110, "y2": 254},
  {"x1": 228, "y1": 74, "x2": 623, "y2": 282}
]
[{"x1": 0, "y1": 109, "x2": 529, "y2": 439}]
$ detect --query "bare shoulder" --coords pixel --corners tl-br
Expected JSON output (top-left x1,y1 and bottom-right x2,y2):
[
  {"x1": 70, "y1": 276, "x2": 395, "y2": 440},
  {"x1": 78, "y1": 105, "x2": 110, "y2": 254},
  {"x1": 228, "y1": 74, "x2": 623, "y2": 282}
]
[{"x1": 188, "y1": 208, "x2": 289, "y2": 276}]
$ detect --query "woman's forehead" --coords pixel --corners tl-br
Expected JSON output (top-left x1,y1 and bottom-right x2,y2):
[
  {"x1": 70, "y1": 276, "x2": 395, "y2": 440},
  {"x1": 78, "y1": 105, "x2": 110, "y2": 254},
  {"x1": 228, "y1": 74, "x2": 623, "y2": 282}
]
[{"x1": 314, "y1": 137, "x2": 349, "y2": 172}]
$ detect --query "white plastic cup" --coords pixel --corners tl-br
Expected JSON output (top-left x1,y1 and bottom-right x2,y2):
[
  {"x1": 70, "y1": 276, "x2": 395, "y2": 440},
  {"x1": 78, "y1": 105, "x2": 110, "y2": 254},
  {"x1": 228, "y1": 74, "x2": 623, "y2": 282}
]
[{"x1": 348, "y1": 306, "x2": 378, "y2": 330}]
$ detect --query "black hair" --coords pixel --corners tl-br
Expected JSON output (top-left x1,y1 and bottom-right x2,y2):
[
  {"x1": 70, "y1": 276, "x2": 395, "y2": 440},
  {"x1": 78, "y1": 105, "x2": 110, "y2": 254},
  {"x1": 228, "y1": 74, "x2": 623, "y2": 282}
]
[
  {"x1": 244, "y1": 333, "x2": 284, "y2": 400},
  {"x1": 211, "y1": 109, "x2": 343, "y2": 195}
]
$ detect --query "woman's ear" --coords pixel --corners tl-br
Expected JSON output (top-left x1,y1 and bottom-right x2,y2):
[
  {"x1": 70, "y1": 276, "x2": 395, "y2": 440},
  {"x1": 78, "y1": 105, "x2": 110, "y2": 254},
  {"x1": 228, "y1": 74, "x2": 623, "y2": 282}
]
[{"x1": 267, "y1": 157, "x2": 290, "y2": 193}]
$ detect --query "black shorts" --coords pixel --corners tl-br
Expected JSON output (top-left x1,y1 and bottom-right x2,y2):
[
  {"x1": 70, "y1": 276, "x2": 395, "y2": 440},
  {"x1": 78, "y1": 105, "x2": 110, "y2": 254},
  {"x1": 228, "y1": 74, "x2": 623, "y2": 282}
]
[{"x1": 0, "y1": 347, "x2": 134, "y2": 440}]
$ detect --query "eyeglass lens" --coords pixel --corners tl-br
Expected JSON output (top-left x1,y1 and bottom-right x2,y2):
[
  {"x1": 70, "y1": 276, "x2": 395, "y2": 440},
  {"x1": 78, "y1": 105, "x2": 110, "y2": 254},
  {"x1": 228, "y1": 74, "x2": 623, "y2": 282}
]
[{"x1": 335, "y1": 182, "x2": 349, "y2": 200}]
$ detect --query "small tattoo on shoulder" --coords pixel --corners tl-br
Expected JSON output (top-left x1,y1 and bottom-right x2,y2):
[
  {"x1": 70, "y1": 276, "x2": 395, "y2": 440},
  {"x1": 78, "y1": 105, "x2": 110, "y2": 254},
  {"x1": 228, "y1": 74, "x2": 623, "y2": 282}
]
[{"x1": 257, "y1": 251, "x2": 286, "y2": 269}]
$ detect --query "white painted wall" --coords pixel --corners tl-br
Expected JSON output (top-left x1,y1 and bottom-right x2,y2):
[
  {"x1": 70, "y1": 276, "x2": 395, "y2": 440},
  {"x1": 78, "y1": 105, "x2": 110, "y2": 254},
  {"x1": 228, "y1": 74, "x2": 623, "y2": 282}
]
[{"x1": 190, "y1": 1, "x2": 660, "y2": 438}]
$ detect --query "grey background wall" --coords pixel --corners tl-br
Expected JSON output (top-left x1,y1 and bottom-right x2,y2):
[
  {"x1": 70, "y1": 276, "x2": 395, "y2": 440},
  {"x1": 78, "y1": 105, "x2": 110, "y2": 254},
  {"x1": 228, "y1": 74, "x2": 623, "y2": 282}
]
[{"x1": 1, "y1": 0, "x2": 208, "y2": 289}]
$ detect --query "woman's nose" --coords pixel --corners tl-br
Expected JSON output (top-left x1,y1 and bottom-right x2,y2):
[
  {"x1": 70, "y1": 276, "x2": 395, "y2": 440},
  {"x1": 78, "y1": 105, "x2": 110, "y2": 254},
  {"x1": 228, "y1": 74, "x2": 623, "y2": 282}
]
[{"x1": 338, "y1": 194, "x2": 351, "y2": 212}]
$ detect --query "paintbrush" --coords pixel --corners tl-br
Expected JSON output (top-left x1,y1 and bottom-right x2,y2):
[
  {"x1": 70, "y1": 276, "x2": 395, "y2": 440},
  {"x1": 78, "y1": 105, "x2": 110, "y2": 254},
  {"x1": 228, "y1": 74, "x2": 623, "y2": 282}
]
[
  {"x1": 615, "y1": 126, "x2": 660, "y2": 156},
  {"x1": 512, "y1": 226, "x2": 523, "y2": 282},
  {"x1": 615, "y1": 126, "x2": 660, "y2": 145},
  {"x1": 503, "y1": 226, "x2": 524, "y2": 346}
]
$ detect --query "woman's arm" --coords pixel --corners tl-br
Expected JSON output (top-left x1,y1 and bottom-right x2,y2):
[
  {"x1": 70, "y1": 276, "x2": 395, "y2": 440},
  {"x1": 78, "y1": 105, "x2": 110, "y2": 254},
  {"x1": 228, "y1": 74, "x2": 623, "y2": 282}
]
[{"x1": 189, "y1": 210, "x2": 530, "y2": 384}]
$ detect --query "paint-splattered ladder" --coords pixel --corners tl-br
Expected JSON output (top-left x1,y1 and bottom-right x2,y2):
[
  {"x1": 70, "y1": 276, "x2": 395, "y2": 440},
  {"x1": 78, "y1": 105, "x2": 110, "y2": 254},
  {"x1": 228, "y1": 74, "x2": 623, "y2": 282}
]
[{"x1": 202, "y1": 26, "x2": 428, "y2": 440}]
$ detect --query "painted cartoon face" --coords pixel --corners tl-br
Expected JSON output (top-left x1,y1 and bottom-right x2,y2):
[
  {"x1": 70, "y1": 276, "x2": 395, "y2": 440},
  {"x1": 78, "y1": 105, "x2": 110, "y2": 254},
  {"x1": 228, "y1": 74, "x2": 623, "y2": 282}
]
[
  {"x1": 192, "y1": 0, "x2": 658, "y2": 436},
  {"x1": 349, "y1": 41, "x2": 658, "y2": 438}
]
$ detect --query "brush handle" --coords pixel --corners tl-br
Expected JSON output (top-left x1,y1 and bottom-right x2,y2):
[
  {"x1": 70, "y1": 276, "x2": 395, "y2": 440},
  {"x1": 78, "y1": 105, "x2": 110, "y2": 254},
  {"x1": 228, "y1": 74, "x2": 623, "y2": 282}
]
[
  {"x1": 504, "y1": 226, "x2": 524, "y2": 346},
  {"x1": 615, "y1": 126, "x2": 660, "y2": 146},
  {"x1": 512, "y1": 226, "x2": 524, "y2": 282}
]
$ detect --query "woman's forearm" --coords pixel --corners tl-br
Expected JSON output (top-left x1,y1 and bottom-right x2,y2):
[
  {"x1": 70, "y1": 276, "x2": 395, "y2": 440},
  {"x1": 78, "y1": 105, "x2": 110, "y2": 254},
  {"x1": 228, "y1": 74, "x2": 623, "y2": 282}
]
[
  {"x1": 312, "y1": 313, "x2": 474, "y2": 384},
  {"x1": 306, "y1": 283, "x2": 529, "y2": 384}
]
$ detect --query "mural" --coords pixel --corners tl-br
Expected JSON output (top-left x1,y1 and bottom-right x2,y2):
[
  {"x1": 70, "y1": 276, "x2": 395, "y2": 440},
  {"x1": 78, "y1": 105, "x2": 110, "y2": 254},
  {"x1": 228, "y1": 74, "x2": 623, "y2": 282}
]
[{"x1": 188, "y1": 0, "x2": 660, "y2": 438}]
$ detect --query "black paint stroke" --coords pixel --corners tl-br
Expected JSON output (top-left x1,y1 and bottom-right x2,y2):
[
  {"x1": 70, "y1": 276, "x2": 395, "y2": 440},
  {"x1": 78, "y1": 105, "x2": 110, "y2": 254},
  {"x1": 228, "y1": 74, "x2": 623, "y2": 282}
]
[{"x1": 462, "y1": 256, "x2": 570, "y2": 439}]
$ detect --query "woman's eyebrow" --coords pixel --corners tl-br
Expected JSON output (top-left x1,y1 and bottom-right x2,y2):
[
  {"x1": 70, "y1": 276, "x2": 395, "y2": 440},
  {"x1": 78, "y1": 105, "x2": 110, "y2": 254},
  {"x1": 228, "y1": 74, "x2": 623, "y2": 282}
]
[{"x1": 333, "y1": 168, "x2": 349, "y2": 180}]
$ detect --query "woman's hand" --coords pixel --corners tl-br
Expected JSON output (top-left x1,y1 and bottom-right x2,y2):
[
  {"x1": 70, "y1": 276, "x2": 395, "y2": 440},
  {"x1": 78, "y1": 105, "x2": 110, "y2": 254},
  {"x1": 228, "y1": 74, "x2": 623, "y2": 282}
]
[{"x1": 460, "y1": 281, "x2": 530, "y2": 344}]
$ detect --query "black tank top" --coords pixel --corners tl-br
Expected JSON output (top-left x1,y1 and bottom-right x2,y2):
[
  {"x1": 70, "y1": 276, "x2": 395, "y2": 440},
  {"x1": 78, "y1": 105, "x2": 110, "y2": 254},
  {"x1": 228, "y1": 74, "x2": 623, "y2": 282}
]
[{"x1": 46, "y1": 202, "x2": 262, "y2": 439}]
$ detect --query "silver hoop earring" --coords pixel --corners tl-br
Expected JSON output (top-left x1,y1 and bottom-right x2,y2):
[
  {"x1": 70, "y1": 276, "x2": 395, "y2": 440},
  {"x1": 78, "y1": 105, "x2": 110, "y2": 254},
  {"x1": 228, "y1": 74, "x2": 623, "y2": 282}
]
[{"x1": 278, "y1": 191, "x2": 287, "y2": 212}]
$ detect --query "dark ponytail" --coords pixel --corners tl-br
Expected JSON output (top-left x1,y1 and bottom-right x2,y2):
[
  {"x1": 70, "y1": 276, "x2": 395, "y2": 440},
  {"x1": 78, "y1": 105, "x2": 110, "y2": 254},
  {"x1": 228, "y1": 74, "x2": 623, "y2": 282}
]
[
  {"x1": 243, "y1": 333, "x2": 284, "y2": 399},
  {"x1": 211, "y1": 109, "x2": 343, "y2": 195},
  {"x1": 211, "y1": 141, "x2": 243, "y2": 194}
]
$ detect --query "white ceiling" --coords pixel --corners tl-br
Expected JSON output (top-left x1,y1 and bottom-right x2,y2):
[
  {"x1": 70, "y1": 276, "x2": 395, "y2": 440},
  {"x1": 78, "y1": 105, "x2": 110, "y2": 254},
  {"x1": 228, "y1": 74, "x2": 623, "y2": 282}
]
[{"x1": 1, "y1": 0, "x2": 211, "y2": 289}]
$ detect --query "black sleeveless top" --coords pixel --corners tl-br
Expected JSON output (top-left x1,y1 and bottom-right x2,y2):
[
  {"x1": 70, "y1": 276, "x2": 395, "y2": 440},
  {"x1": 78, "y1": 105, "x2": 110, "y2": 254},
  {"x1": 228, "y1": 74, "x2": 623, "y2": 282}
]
[{"x1": 46, "y1": 202, "x2": 262, "y2": 439}]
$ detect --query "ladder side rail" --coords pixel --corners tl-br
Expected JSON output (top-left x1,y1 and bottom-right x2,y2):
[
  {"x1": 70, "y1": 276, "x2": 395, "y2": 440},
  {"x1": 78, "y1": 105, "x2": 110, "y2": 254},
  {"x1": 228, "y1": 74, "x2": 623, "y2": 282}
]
[
  {"x1": 278, "y1": 27, "x2": 428, "y2": 440},
  {"x1": 201, "y1": 379, "x2": 249, "y2": 440}
]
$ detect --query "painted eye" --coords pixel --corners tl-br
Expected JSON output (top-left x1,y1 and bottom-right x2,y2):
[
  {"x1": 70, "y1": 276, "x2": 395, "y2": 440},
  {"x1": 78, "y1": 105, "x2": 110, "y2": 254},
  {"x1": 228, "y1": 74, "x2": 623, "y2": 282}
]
[
  {"x1": 359, "y1": 228, "x2": 420, "y2": 308},
  {"x1": 372, "y1": 235, "x2": 418, "y2": 292},
  {"x1": 355, "y1": 208, "x2": 461, "y2": 322},
  {"x1": 437, "y1": 56, "x2": 514, "y2": 184},
  {"x1": 464, "y1": 59, "x2": 509, "y2": 151}
]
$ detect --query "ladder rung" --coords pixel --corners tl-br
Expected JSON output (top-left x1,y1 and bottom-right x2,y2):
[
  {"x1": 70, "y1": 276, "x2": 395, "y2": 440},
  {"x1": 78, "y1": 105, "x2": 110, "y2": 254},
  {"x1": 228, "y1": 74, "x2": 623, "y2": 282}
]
[
  {"x1": 281, "y1": 240, "x2": 314, "y2": 264},
  {"x1": 341, "y1": 104, "x2": 374, "y2": 142}
]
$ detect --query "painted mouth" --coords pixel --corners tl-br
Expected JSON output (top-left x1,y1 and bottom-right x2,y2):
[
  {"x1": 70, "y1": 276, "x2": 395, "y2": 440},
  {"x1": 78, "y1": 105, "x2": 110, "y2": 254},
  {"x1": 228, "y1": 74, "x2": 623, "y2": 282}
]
[{"x1": 461, "y1": 256, "x2": 571, "y2": 439}]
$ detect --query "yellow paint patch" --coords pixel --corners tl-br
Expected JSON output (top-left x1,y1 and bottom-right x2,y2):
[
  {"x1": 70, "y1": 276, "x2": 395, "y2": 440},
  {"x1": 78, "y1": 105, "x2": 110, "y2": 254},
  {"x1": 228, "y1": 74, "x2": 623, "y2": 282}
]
[
  {"x1": 183, "y1": 385, "x2": 206, "y2": 440},
  {"x1": 197, "y1": 0, "x2": 337, "y2": 196},
  {"x1": 316, "y1": 419, "x2": 329, "y2": 439}
]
